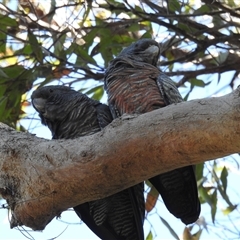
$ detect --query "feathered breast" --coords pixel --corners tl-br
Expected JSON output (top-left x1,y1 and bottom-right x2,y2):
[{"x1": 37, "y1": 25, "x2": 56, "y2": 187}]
[{"x1": 105, "y1": 60, "x2": 167, "y2": 116}]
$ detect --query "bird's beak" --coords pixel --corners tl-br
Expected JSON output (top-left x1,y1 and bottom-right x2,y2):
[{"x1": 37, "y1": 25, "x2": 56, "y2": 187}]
[
  {"x1": 32, "y1": 98, "x2": 46, "y2": 113},
  {"x1": 145, "y1": 45, "x2": 159, "y2": 56}
]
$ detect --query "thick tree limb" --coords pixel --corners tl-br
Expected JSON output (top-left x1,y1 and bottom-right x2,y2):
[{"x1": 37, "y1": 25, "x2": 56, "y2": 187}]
[{"x1": 1, "y1": 88, "x2": 240, "y2": 230}]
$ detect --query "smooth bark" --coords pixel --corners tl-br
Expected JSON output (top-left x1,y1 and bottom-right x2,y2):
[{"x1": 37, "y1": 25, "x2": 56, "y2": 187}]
[{"x1": 0, "y1": 88, "x2": 240, "y2": 230}]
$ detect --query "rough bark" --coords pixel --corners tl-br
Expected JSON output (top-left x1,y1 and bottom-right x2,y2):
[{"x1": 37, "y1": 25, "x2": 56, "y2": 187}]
[{"x1": 0, "y1": 88, "x2": 240, "y2": 231}]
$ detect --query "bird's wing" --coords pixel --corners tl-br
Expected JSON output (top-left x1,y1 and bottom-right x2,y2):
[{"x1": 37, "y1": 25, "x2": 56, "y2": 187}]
[
  {"x1": 156, "y1": 72, "x2": 184, "y2": 104},
  {"x1": 74, "y1": 184, "x2": 145, "y2": 240},
  {"x1": 74, "y1": 203, "x2": 125, "y2": 240},
  {"x1": 149, "y1": 72, "x2": 200, "y2": 224},
  {"x1": 95, "y1": 103, "x2": 113, "y2": 129},
  {"x1": 149, "y1": 167, "x2": 200, "y2": 224}
]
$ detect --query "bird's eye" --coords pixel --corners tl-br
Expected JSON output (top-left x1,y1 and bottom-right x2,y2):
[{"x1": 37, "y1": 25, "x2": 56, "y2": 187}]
[{"x1": 49, "y1": 89, "x2": 53, "y2": 93}]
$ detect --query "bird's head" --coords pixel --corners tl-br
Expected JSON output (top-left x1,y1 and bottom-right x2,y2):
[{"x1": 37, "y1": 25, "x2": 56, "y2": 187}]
[
  {"x1": 118, "y1": 38, "x2": 160, "y2": 66},
  {"x1": 31, "y1": 85, "x2": 76, "y2": 124}
]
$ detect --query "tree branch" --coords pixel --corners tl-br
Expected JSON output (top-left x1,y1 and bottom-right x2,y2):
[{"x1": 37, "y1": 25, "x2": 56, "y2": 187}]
[{"x1": 1, "y1": 88, "x2": 240, "y2": 230}]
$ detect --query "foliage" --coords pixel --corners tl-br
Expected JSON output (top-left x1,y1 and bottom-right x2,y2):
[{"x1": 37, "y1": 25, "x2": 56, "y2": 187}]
[{"x1": 0, "y1": 0, "x2": 240, "y2": 239}]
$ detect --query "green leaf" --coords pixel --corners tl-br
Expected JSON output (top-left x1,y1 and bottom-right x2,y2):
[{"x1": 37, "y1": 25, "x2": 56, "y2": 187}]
[
  {"x1": 168, "y1": 0, "x2": 181, "y2": 12},
  {"x1": 83, "y1": 28, "x2": 99, "y2": 48},
  {"x1": 213, "y1": 15, "x2": 224, "y2": 27},
  {"x1": 91, "y1": 86, "x2": 104, "y2": 101},
  {"x1": 0, "y1": 66, "x2": 35, "y2": 126},
  {"x1": 217, "y1": 180, "x2": 233, "y2": 207},
  {"x1": 0, "y1": 14, "x2": 18, "y2": 27},
  {"x1": 178, "y1": 22, "x2": 202, "y2": 37},
  {"x1": 222, "y1": 204, "x2": 238, "y2": 215},
  {"x1": 15, "y1": 44, "x2": 33, "y2": 55},
  {"x1": 210, "y1": 189, "x2": 217, "y2": 223},
  {"x1": 2, "y1": 65, "x2": 28, "y2": 80},
  {"x1": 220, "y1": 166, "x2": 228, "y2": 193},
  {"x1": 75, "y1": 47, "x2": 97, "y2": 66},
  {"x1": 0, "y1": 97, "x2": 8, "y2": 122},
  {"x1": 28, "y1": 30, "x2": 43, "y2": 62},
  {"x1": 190, "y1": 79, "x2": 205, "y2": 88},
  {"x1": 198, "y1": 186, "x2": 212, "y2": 205},
  {"x1": 195, "y1": 163, "x2": 204, "y2": 181},
  {"x1": 141, "y1": 31, "x2": 153, "y2": 39},
  {"x1": 0, "y1": 84, "x2": 6, "y2": 97},
  {"x1": 192, "y1": 229, "x2": 203, "y2": 240},
  {"x1": 145, "y1": 180, "x2": 152, "y2": 187},
  {"x1": 146, "y1": 230, "x2": 153, "y2": 240},
  {"x1": 177, "y1": 23, "x2": 190, "y2": 32},
  {"x1": 53, "y1": 33, "x2": 67, "y2": 57},
  {"x1": 0, "y1": 24, "x2": 6, "y2": 53},
  {"x1": 0, "y1": 68, "x2": 8, "y2": 78},
  {"x1": 227, "y1": 0, "x2": 237, "y2": 7},
  {"x1": 134, "y1": 5, "x2": 144, "y2": 13},
  {"x1": 194, "y1": 5, "x2": 210, "y2": 14},
  {"x1": 84, "y1": 85, "x2": 104, "y2": 101},
  {"x1": 212, "y1": 167, "x2": 234, "y2": 208},
  {"x1": 0, "y1": 14, "x2": 18, "y2": 53},
  {"x1": 127, "y1": 23, "x2": 140, "y2": 32},
  {"x1": 160, "y1": 216, "x2": 180, "y2": 240}
]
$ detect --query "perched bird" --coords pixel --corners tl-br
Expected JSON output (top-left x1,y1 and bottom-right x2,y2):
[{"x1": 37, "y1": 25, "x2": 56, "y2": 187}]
[
  {"x1": 31, "y1": 85, "x2": 145, "y2": 240},
  {"x1": 104, "y1": 38, "x2": 201, "y2": 225}
]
